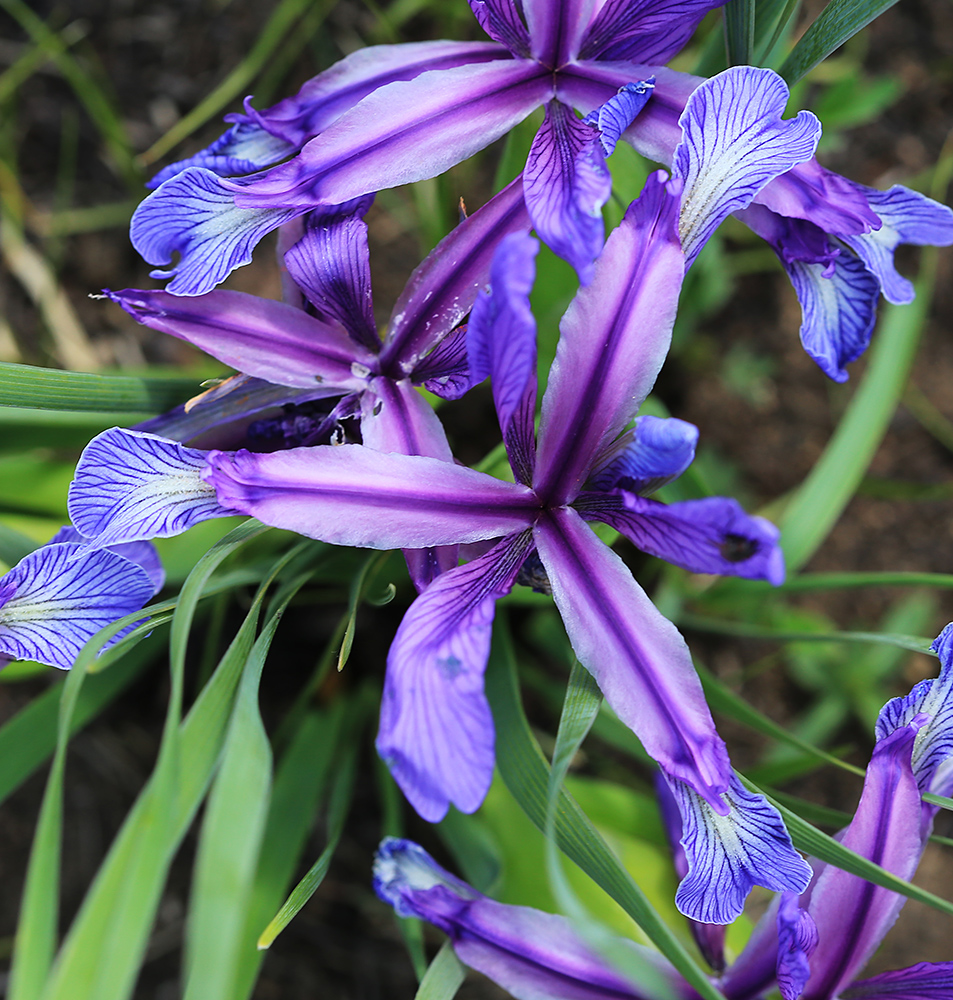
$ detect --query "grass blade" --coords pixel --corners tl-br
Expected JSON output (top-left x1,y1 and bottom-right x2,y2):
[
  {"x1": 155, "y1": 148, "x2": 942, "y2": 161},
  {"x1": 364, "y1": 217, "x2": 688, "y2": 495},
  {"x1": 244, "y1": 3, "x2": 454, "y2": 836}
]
[
  {"x1": 779, "y1": 0, "x2": 901, "y2": 85},
  {"x1": 485, "y1": 622, "x2": 726, "y2": 1000},
  {"x1": 0, "y1": 362, "x2": 203, "y2": 413},
  {"x1": 724, "y1": 0, "x2": 755, "y2": 66},
  {"x1": 414, "y1": 941, "x2": 466, "y2": 1000}
]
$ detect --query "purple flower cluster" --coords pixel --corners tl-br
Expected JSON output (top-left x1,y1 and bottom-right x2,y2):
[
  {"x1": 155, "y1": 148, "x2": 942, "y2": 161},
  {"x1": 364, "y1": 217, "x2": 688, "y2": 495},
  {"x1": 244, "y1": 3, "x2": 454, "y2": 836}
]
[{"x1": 21, "y1": 0, "x2": 953, "y2": 965}]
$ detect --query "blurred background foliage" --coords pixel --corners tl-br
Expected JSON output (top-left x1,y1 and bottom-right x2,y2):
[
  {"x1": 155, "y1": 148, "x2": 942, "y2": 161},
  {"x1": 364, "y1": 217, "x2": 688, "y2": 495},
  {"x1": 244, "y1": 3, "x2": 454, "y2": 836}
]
[{"x1": 0, "y1": 0, "x2": 952, "y2": 997}]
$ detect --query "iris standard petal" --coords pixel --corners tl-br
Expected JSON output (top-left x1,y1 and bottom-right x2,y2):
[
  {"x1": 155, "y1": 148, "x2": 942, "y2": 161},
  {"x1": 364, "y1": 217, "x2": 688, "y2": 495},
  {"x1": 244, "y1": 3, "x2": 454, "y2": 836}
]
[
  {"x1": 582, "y1": 79, "x2": 656, "y2": 157},
  {"x1": 382, "y1": 174, "x2": 531, "y2": 372},
  {"x1": 524, "y1": 0, "x2": 597, "y2": 67},
  {"x1": 578, "y1": 0, "x2": 729, "y2": 64},
  {"x1": 802, "y1": 724, "x2": 925, "y2": 1000},
  {"x1": 663, "y1": 770, "x2": 812, "y2": 925},
  {"x1": 535, "y1": 505, "x2": 732, "y2": 806},
  {"x1": 414, "y1": 325, "x2": 472, "y2": 399},
  {"x1": 230, "y1": 61, "x2": 553, "y2": 210},
  {"x1": 588, "y1": 415, "x2": 698, "y2": 495},
  {"x1": 468, "y1": 0, "x2": 531, "y2": 56},
  {"x1": 359, "y1": 378, "x2": 453, "y2": 461},
  {"x1": 283, "y1": 195, "x2": 380, "y2": 351},
  {"x1": 238, "y1": 39, "x2": 510, "y2": 147},
  {"x1": 523, "y1": 100, "x2": 611, "y2": 283},
  {"x1": 377, "y1": 530, "x2": 532, "y2": 821},
  {"x1": 840, "y1": 185, "x2": 953, "y2": 305},
  {"x1": 205, "y1": 444, "x2": 538, "y2": 548},
  {"x1": 674, "y1": 66, "x2": 821, "y2": 266},
  {"x1": 535, "y1": 171, "x2": 683, "y2": 505},
  {"x1": 843, "y1": 961, "x2": 953, "y2": 1000},
  {"x1": 0, "y1": 543, "x2": 156, "y2": 670},
  {"x1": 130, "y1": 167, "x2": 302, "y2": 297},
  {"x1": 583, "y1": 493, "x2": 785, "y2": 584},
  {"x1": 467, "y1": 232, "x2": 539, "y2": 484},
  {"x1": 776, "y1": 894, "x2": 819, "y2": 1000},
  {"x1": 68, "y1": 428, "x2": 234, "y2": 544},
  {"x1": 104, "y1": 287, "x2": 374, "y2": 390}
]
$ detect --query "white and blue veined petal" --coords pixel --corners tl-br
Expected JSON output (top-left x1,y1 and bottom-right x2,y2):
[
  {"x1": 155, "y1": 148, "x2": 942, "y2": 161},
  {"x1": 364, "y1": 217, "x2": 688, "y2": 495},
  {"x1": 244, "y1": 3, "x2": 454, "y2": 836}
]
[
  {"x1": 840, "y1": 185, "x2": 953, "y2": 305},
  {"x1": 48, "y1": 525, "x2": 166, "y2": 593},
  {"x1": 874, "y1": 623, "x2": 953, "y2": 797},
  {"x1": 131, "y1": 167, "x2": 302, "y2": 296},
  {"x1": 146, "y1": 121, "x2": 295, "y2": 189},
  {"x1": 0, "y1": 542, "x2": 157, "y2": 670},
  {"x1": 662, "y1": 769, "x2": 812, "y2": 924},
  {"x1": 674, "y1": 66, "x2": 821, "y2": 267},
  {"x1": 68, "y1": 427, "x2": 236, "y2": 545}
]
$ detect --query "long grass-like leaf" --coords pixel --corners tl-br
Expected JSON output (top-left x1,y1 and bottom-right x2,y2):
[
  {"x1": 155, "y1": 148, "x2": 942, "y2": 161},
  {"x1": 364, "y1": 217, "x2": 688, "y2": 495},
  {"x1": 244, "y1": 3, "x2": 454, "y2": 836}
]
[
  {"x1": 0, "y1": 362, "x2": 202, "y2": 412},
  {"x1": 485, "y1": 622, "x2": 726, "y2": 1000},
  {"x1": 414, "y1": 941, "x2": 466, "y2": 1000},
  {"x1": 779, "y1": 0, "x2": 901, "y2": 85},
  {"x1": 724, "y1": 0, "x2": 755, "y2": 66},
  {"x1": 183, "y1": 572, "x2": 314, "y2": 1000}
]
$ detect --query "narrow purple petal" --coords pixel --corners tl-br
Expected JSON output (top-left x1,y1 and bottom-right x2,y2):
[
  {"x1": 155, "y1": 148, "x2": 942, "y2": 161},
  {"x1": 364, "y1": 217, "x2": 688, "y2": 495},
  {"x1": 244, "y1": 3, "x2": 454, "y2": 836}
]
[
  {"x1": 587, "y1": 415, "x2": 698, "y2": 495},
  {"x1": 68, "y1": 428, "x2": 234, "y2": 544},
  {"x1": 654, "y1": 773, "x2": 726, "y2": 972},
  {"x1": 414, "y1": 325, "x2": 472, "y2": 400},
  {"x1": 130, "y1": 167, "x2": 301, "y2": 296},
  {"x1": 740, "y1": 204, "x2": 879, "y2": 382},
  {"x1": 582, "y1": 80, "x2": 656, "y2": 157},
  {"x1": 840, "y1": 185, "x2": 953, "y2": 305},
  {"x1": 776, "y1": 894, "x2": 819, "y2": 1000},
  {"x1": 230, "y1": 61, "x2": 553, "y2": 210},
  {"x1": 383, "y1": 175, "x2": 531, "y2": 372},
  {"x1": 205, "y1": 444, "x2": 538, "y2": 548},
  {"x1": 146, "y1": 120, "x2": 295, "y2": 189},
  {"x1": 535, "y1": 506, "x2": 732, "y2": 806},
  {"x1": 523, "y1": 100, "x2": 611, "y2": 282},
  {"x1": 468, "y1": 0, "x2": 531, "y2": 56},
  {"x1": 844, "y1": 962, "x2": 953, "y2": 1000},
  {"x1": 755, "y1": 158, "x2": 880, "y2": 237},
  {"x1": 535, "y1": 172, "x2": 684, "y2": 506},
  {"x1": 283, "y1": 196, "x2": 379, "y2": 351},
  {"x1": 378, "y1": 531, "x2": 532, "y2": 820},
  {"x1": 467, "y1": 232, "x2": 539, "y2": 484},
  {"x1": 802, "y1": 724, "x2": 925, "y2": 1000},
  {"x1": 0, "y1": 542, "x2": 156, "y2": 670},
  {"x1": 674, "y1": 67, "x2": 821, "y2": 266},
  {"x1": 557, "y1": 62, "x2": 703, "y2": 169},
  {"x1": 578, "y1": 0, "x2": 728, "y2": 63},
  {"x1": 581, "y1": 493, "x2": 785, "y2": 584},
  {"x1": 104, "y1": 287, "x2": 373, "y2": 390},
  {"x1": 875, "y1": 623, "x2": 953, "y2": 801},
  {"x1": 524, "y1": 0, "x2": 597, "y2": 66},
  {"x1": 236, "y1": 40, "x2": 510, "y2": 147},
  {"x1": 48, "y1": 526, "x2": 165, "y2": 593},
  {"x1": 374, "y1": 838, "x2": 681, "y2": 1000},
  {"x1": 663, "y1": 770, "x2": 812, "y2": 925}
]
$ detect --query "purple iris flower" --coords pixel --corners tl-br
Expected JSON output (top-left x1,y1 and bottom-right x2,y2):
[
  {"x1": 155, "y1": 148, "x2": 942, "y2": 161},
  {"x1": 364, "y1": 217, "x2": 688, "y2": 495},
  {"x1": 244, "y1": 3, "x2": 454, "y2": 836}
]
[
  {"x1": 131, "y1": 0, "x2": 953, "y2": 382},
  {"x1": 374, "y1": 625, "x2": 953, "y2": 997},
  {"x1": 79, "y1": 179, "x2": 530, "y2": 590},
  {"x1": 68, "y1": 66, "x2": 824, "y2": 918},
  {"x1": 131, "y1": 0, "x2": 725, "y2": 294},
  {"x1": 0, "y1": 526, "x2": 162, "y2": 671}
]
